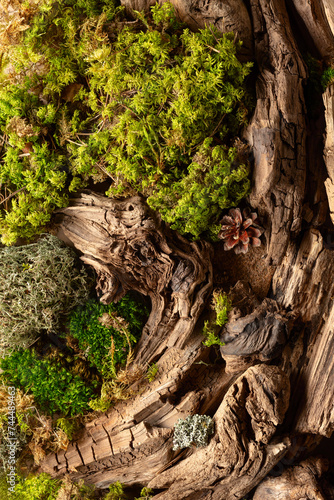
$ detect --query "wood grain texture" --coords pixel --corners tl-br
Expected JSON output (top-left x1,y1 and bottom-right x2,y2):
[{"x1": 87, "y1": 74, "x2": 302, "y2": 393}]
[
  {"x1": 253, "y1": 457, "x2": 330, "y2": 500},
  {"x1": 148, "y1": 364, "x2": 290, "y2": 500},
  {"x1": 273, "y1": 230, "x2": 334, "y2": 437},
  {"x1": 243, "y1": 0, "x2": 307, "y2": 266}
]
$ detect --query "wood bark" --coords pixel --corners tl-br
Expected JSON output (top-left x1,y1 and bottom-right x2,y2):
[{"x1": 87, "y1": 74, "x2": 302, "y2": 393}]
[{"x1": 38, "y1": 0, "x2": 334, "y2": 497}]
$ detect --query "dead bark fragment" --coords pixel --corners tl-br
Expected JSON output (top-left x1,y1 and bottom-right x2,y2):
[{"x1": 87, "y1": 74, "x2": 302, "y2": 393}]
[{"x1": 220, "y1": 298, "x2": 293, "y2": 374}]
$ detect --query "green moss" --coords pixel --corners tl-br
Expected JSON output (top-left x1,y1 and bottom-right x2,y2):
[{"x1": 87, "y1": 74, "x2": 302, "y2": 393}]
[
  {"x1": 7, "y1": 473, "x2": 96, "y2": 500},
  {"x1": 213, "y1": 291, "x2": 232, "y2": 327},
  {"x1": 146, "y1": 363, "x2": 159, "y2": 382},
  {"x1": 0, "y1": 349, "x2": 94, "y2": 416},
  {"x1": 11, "y1": 474, "x2": 61, "y2": 500},
  {"x1": 105, "y1": 481, "x2": 127, "y2": 500},
  {"x1": 321, "y1": 67, "x2": 334, "y2": 90},
  {"x1": 202, "y1": 291, "x2": 232, "y2": 347},
  {"x1": 68, "y1": 294, "x2": 148, "y2": 378},
  {"x1": 1, "y1": 1, "x2": 252, "y2": 243}
]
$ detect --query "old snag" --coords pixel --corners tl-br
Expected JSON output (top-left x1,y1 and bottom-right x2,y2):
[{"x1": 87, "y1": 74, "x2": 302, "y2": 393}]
[{"x1": 38, "y1": 0, "x2": 334, "y2": 497}]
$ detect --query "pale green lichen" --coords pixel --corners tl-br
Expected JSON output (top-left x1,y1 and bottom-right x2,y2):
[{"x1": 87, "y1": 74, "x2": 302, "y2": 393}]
[
  {"x1": 172, "y1": 414, "x2": 214, "y2": 451},
  {"x1": 0, "y1": 234, "x2": 92, "y2": 357}
]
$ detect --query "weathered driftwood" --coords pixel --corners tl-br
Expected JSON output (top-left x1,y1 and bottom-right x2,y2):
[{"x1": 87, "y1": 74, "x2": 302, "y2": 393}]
[
  {"x1": 272, "y1": 229, "x2": 334, "y2": 437},
  {"x1": 40, "y1": 0, "x2": 334, "y2": 495},
  {"x1": 220, "y1": 298, "x2": 294, "y2": 374},
  {"x1": 56, "y1": 191, "x2": 213, "y2": 367},
  {"x1": 323, "y1": 84, "x2": 334, "y2": 225},
  {"x1": 148, "y1": 364, "x2": 290, "y2": 500},
  {"x1": 253, "y1": 457, "x2": 330, "y2": 500}
]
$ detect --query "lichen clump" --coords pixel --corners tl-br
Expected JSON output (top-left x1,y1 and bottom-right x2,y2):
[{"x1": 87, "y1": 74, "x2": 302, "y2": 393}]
[
  {"x1": 0, "y1": 234, "x2": 92, "y2": 357},
  {"x1": 172, "y1": 414, "x2": 214, "y2": 451}
]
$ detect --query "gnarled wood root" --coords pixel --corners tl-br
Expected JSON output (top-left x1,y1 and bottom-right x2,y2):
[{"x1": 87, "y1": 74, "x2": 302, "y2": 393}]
[
  {"x1": 253, "y1": 457, "x2": 330, "y2": 500},
  {"x1": 220, "y1": 298, "x2": 294, "y2": 374},
  {"x1": 148, "y1": 364, "x2": 290, "y2": 499},
  {"x1": 56, "y1": 191, "x2": 213, "y2": 367}
]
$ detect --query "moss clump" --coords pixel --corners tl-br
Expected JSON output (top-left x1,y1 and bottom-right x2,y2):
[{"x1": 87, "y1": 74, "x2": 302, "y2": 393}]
[
  {"x1": 0, "y1": 349, "x2": 94, "y2": 415},
  {"x1": 0, "y1": 1, "x2": 252, "y2": 244},
  {"x1": 322, "y1": 67, "x2": 334, "y2": 90},
  {"x1": 68, "y1": 295, "x2": 148, "y2": 378}
]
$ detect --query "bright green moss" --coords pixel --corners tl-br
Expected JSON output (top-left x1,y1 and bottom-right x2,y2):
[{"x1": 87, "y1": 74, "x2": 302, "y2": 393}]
[
  {"x1": 68, "y1": 295, "x2": 148, "y2": 378},
  {"x1": 0, "y1": 1, "x2": 253, "y2": 244},
  {"x1": 0, "y1": 349, "x2": 94, "y2": 415}
]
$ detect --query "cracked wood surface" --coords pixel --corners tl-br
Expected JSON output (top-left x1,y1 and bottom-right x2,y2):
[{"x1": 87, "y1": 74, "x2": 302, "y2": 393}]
[
  {"x1": 148, "y1": 364, "x2": 290, "y2": 500},
  {"x1": 273, "y1": 229, "x2": 334, "y2": 437}
]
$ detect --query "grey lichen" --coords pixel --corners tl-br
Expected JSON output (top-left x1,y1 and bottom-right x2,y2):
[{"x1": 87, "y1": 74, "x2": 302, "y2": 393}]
[
  {"x1": 0, "y1": 234, "x2": 93, "y2": 357},
  {"x1": 172, "y1": 414, "x2": 214, "y2": 451}
]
